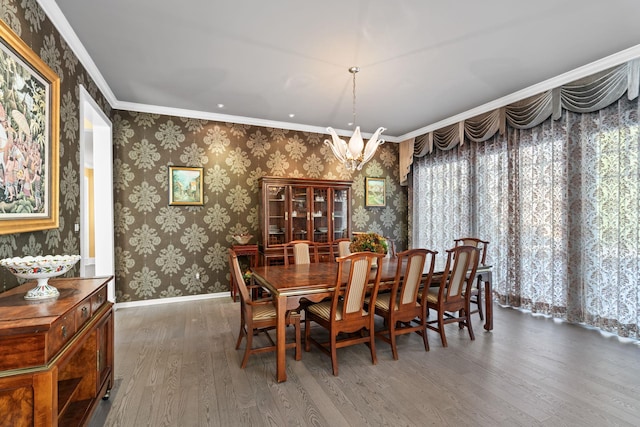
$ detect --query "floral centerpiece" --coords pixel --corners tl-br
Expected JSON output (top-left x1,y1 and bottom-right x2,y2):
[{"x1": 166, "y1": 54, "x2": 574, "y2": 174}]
[{"x1": 350, "y1": 232, "x2": 388, "y2": 255}]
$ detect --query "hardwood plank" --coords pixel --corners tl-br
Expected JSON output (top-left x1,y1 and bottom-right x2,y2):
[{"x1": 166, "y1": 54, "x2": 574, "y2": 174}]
[{"x1": 89, "y1": 299, "x2": 640, "y2": 427}]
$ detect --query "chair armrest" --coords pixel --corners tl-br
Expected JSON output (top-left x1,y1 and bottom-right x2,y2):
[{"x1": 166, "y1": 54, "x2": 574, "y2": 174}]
[{"x1": 247, "y1": 299, "x2": 274, "y2": 307}]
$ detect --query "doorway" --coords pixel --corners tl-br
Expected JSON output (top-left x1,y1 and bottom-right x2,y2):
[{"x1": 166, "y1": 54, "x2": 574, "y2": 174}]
[{"x1": 79, "y1": 86, "x2": 115, "y2": 301}]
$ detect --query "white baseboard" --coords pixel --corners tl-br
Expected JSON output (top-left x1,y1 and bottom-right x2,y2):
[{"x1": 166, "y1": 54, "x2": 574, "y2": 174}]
[{"x1": 115, "y1": 291, "x2": 231, "y2": 310}]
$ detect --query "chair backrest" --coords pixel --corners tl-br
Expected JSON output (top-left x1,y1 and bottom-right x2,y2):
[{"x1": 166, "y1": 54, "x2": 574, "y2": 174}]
[
  {"x1": 391, "y1": 248, "x2": 437, "y2": 308},
  {"x1": 454, "y1": 237, "x2": 489, "y2": 266},
  {"x1": 229, "y1": 249, "x2": 250, "y2": 304},
  {"x1": 337, "y1": 239, "x2": 351, "y2": 258},
  {"x1": 439, "y1": 245, "x2": 480, "y2": 303},
  {"x1": 283, "y1": 240, "x2": 318, "y2": 266},
  {"x1": 333, "y1": 251, "x2": 384, "y2": 321}
]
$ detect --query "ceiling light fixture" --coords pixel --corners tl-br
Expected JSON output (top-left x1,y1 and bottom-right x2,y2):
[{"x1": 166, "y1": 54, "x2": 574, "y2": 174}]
[{"x1": 325, "y1": 66, "x2": 385, "y2": 171}]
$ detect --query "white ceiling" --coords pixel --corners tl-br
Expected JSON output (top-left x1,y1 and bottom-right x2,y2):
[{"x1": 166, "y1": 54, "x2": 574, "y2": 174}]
[{"x1": 46, "y1": 0, "x2": 640, "y2": 142}]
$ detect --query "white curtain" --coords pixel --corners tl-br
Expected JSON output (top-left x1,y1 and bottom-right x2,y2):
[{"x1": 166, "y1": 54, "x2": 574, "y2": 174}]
[{"x1": 412, "y1": 98, "x2": 640, "y2": 339}]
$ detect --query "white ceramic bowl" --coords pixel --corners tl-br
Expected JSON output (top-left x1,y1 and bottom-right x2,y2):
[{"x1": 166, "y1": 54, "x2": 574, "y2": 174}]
[
  {"x1": 0, "y1": 255, "x2": 81, "y2": 300},
  {"x1": 317, "y1": 227, "x2": 328, "y2": 232}
]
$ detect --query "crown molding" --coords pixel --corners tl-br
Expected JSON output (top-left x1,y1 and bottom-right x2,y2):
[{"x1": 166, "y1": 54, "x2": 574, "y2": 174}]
[{"x1": 114, "y1": 99, "x2": 402, "y2": 141}]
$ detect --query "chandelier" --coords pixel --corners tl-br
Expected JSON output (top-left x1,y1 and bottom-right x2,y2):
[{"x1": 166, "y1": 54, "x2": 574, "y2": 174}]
[{"x1": 325, "y1": 66, "x2": 385, "y2": 171}]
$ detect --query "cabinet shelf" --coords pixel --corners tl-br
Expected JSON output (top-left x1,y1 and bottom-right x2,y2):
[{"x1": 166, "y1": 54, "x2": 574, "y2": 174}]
[
  {"x1": 58, "y1": 399, "x2": 93, "y2": 426},
  {"x1": 58, "y1": 377, "x2": 82, "y2": 415}
]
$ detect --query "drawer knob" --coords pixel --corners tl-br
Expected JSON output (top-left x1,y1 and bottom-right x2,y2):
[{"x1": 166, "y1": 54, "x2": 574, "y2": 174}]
[
  {"x1": 82, "y1": 306, "x2": 89, "y2": 317},
  {"x1": 61, "y1": 325, "x2": 67, "y2": 339}
]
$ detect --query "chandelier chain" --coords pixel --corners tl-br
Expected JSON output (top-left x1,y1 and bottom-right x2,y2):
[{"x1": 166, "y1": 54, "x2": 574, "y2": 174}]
[{"x1": 352, "y1": 68, "x2": 357, "y2": 127}]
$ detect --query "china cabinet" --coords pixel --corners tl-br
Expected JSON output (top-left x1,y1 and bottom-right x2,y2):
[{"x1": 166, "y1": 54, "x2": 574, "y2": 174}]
[
  {"x1": 0, "y1": 277, "x2": 114, "y2": 426},
  {"x1": 258, "y1": 177, "x2": 352, "y2": 264}
]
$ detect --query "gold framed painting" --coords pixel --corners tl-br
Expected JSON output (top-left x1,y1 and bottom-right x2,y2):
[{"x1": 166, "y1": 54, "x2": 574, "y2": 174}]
[
  {"x1": 169, "y1": 166, "x2": 204, "y2": 206},
  {"x1": 0, "y1": 20, "x2": 60, "y2": 235},
  {"x1": 365, "y1": 177, "x2": 386, "y2": 207}
]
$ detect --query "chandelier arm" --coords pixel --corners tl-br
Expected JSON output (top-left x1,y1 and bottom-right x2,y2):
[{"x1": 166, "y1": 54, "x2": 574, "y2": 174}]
[{"x1": 325, "y1": 66, "x2": 383, "y2": 172}]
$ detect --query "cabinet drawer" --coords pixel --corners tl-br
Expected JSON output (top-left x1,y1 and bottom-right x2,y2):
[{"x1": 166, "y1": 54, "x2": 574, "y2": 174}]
[
  {"x1": 75, "y1": 299, "x2": 92, "y2": 330},
  {"x1": 47, "y1": 314, "x2": 75, "y2": 359},
  {"x1": 92, "y1": 287, "x2": 107, "y2": 312}
]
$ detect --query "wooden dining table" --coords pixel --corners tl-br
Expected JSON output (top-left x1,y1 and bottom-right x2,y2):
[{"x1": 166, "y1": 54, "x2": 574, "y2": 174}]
[{"x1": 251, "y1": 258, "x2": 493, "y2": 382}]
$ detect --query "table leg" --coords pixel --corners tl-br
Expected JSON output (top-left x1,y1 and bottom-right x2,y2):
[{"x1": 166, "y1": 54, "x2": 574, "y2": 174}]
[
  {"x1": 482, "y1": 272, "x2": 493, "y2": 331},
  {"x1": 275, "y1": 294, "x2": 287, "y2": 382}
]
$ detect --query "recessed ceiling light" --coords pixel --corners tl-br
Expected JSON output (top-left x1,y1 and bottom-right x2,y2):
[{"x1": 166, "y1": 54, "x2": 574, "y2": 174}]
[
  {"x1": 347, "y1": 122, "x2": 353, "y2": 126},
  {"x1": 289, "y1": 113, "x2": 295, "y2": 118},
  {"x1": 217, "y1": 104, "x2": 224, "y2": 108}
]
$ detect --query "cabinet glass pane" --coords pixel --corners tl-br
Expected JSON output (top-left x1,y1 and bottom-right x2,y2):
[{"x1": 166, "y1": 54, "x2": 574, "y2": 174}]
[
  {"x1": 267, "y1": 185, "x2": 286, "y2": 246},
  {"x1": 291, "y1": 187, "x2": 308, "y2": 240},
  {"x1": 333, "y1": 189, "x2": 349, "y2": 239},
  {"x1": 312, "y1": 188, "x2": 329, "y2": 243}
]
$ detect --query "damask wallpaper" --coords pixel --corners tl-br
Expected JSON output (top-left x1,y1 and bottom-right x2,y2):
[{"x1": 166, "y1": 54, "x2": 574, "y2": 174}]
[
  {"x1": 0, "y1": 0, "x2": 110, "y2": 293},
  {"x1": 112, "y1": 112, "x2": 407, "y2": 302},
  {"x1": 0, "y1": 1, "x2": 407, "y2": 302}
]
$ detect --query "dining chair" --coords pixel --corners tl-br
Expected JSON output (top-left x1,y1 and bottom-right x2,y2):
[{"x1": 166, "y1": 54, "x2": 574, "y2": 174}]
[
  {"x1": 369, "y1": 248, "x2": 437, "y2": 359},
  {"x1": 283, "y1": 240, "x2": 319, "y2": 266},
  {"x1": 425, "y1": 245, "x2": 480, "y2": 347},
  {"x1": 229, "y1": 250, "x2": 301, "y2": 368},
  {"x1": 304, "y1": 251, "x2": 385, "y2": 376},
  {"x1": 454, "y1": 237, "x2": 489, "y2": 320},
  {"x1": 335, "y1": 238, "x2": 352, "y2": 258}
]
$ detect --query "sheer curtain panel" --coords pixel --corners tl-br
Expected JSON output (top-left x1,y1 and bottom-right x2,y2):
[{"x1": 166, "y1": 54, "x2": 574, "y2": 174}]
[{"x1": 413, "y1": 98, "x2": 640, "y2": 339}]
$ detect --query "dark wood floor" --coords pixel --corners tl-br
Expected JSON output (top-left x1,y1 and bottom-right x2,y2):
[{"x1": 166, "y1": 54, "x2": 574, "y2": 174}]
[{"x1": 89, "y1": 297, "x2": 640, "y2": 427}]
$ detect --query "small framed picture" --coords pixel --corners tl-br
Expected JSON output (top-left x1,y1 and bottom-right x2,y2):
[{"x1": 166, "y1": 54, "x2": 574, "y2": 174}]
[
  {"x1": 169, "y1": 166, "x2": 204, "y2": 206},
  {"x1": 365, "y1": 177, "x2": 385, "y2": 207}
]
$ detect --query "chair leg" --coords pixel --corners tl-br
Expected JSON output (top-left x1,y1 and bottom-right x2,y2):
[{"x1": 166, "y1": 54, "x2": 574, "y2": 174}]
[
  {"x1": 240, "y1": 326, "x2": 253, "y2": 368},
  {"x1": 389, "y1": 323, "x2": 398, "y2": 360},
  {"x1": 465, "y1": 308, "x2": 475, "y2": 341},
  {"x1": 235, "y1": 324, "x2": 245, "y2": 350},
  {"x1": 438, "y1": 312, "x2": 448, "y2": 348},
  {"x1": 304, "y1": 315, "x2": 312, "y2": 352},
  {"x1": 369, "y1": 327, "x2": 378, "y2": 366},
  {"x1": 421, "y1": 320, "x2": 430, "y2": 352},
  {"x1": 330, "y1": 333, "x2": 339, "y2": 376}
]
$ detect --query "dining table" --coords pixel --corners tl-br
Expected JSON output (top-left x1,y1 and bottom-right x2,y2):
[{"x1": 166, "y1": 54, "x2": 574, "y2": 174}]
[{"x1": 251, "y1": 257, "x2": 493, "y2": 382}]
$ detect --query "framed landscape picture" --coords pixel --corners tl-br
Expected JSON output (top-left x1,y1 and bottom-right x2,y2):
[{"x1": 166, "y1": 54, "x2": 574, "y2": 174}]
[
  {"x1": 365, "y1": 177, "x2": 385, "y2": 207},
  {"x1": 169, "y1": 166, "x2": 204, "y2": 206},
  {"x1": 0, "y1": 20, "x2": 60, "y2": 235}
]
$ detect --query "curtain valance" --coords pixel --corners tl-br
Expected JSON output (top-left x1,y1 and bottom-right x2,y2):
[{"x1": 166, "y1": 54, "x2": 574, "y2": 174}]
[{"x1": 412, "y1": 58, "x2": 640, "y2": 157}]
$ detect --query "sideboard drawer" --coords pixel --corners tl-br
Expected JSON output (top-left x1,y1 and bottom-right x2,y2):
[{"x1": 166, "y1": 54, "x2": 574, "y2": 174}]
[
  {"x1": 75, "y1": 299, "x2": 92, "y2": 330},
  {"x1": 47, "y1": 313, "x2": 75, "y2": 358},
  {"x1": 91, "y1": 287, "x2": 107, "y2": 312}
]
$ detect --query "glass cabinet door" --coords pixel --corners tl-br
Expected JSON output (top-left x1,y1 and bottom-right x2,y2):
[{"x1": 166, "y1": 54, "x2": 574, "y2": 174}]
[
  {"x1": 332, "y1": 188, "x2": 349, "y2": 239},
  {"x1": 290, "y1": 186, "x2": 309, "y2": 241},
  {"x1": 312, "y1": 188, "x2": 329, "y2": 243},
  {"x1": 267, "y1": 185, "x2": 286, "y2": 246}
]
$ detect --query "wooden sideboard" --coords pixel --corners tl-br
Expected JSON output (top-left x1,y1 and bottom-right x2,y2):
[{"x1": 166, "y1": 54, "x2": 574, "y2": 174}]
[{"x1": 0, "y1": 277, "x2": 114, "y2": 427}]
